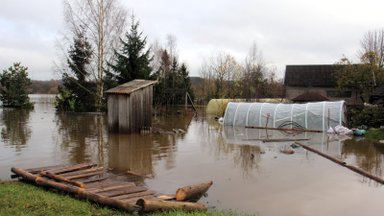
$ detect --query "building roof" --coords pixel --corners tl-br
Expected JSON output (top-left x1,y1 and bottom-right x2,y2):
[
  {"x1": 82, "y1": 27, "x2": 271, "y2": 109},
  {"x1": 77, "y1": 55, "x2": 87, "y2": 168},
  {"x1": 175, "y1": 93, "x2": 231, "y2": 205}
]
[
  {"x1": 105, "y1": 79, "x2": 157, "y2": 95},
  {"x1": 284, "y1": 65, "x2": 339, "y2": 87},
  {"x1": 292, "y1": 92, "x2": 330, "y2": 102}
]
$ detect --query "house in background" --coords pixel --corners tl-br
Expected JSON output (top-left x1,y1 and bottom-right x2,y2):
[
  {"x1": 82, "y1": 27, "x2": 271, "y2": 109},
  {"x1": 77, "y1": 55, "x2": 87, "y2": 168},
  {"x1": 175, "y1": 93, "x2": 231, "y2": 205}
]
[{"x1": 284, "y1": 64, "x2": 361, "y2": 105}]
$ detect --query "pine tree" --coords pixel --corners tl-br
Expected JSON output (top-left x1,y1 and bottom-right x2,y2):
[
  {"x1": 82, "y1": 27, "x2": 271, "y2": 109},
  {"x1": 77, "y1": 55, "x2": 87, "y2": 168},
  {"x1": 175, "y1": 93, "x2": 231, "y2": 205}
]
[
  {"x1": 56, "y1": 30, "x2": 95, "y2": 112},
  {"x1": 108, "y1": 16, "x2": 152, "y2": 86},
  {"x1": 0, "y1": 62, "x2": 33, "y2": 109}
]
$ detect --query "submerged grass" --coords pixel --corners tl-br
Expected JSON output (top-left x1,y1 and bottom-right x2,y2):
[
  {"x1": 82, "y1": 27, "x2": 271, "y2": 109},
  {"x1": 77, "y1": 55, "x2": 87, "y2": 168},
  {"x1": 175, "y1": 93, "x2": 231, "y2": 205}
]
[{"x1": 0, "y1": 181, "x2": 255, "y2": 216}]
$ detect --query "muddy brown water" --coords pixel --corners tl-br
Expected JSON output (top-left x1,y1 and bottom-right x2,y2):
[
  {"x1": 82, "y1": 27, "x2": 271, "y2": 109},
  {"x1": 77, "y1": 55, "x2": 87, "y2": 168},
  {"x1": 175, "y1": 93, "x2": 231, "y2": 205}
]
[{"x1": 1, "y1": 95, "x2": 384, "y2": 215}]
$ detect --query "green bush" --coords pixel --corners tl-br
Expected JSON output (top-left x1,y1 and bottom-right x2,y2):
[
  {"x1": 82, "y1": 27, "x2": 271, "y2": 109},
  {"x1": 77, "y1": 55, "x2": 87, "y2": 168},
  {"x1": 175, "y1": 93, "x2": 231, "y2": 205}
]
[{"x1": 348, "y1": 106, "x2": 384, "y2": 128}]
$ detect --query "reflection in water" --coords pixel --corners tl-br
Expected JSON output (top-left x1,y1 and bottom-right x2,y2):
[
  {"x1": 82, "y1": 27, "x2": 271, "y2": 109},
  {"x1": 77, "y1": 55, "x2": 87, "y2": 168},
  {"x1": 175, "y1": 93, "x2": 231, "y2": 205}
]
[
  {"x1": 0, "y1": 108, "x2": 31, "y2": 151},
  {"x1": 108, "y1": 134, "x2": 154, "y2": 176},
  {"x1": 342, "y1": 139, "x2": 384, "y2": 179},
  {"x1": 55, "y1": 113, "x2": 108, "y2": 165}
]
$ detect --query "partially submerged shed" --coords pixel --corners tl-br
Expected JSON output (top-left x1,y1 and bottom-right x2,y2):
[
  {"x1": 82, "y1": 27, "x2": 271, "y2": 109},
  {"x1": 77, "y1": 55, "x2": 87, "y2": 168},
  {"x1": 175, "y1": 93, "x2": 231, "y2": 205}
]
[{"x1": 106, "y1": 79, "x2": 157, "y2": 133}]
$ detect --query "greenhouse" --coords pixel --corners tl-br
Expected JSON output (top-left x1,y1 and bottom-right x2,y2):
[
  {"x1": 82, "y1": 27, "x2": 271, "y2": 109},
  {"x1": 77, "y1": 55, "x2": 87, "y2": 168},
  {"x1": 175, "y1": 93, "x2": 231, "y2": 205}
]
[{"x1": 223, "y1": 101, "x2": 346, "y2": 131}]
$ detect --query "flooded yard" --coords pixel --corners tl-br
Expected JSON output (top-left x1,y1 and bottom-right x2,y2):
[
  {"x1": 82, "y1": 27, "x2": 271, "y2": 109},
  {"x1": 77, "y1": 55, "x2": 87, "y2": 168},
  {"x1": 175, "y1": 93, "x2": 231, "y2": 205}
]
[{"x1": 1, "y1": 95, "x2": 384, "y2": 215}]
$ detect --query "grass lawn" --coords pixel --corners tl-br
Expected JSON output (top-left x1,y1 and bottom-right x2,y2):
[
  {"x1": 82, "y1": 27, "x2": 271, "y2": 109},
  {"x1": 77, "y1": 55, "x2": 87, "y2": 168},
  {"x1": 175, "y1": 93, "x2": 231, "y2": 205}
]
[{"x1": 0, "y1": 181, "x2": 247, "y2": 216}]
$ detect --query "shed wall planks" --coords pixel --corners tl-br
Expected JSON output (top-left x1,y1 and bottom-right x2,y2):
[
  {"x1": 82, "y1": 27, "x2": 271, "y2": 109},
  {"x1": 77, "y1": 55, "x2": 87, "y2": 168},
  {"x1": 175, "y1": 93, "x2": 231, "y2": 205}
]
[{"x1": 107, "y1": 80, "x2": 156, "y2": 133}]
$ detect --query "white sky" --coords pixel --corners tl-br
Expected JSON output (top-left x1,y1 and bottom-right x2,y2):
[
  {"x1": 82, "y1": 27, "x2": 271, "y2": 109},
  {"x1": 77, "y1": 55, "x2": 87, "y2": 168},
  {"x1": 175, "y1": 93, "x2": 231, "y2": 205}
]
[{"x1": 1, "y1": 0, "x2": 384, "y2": 80}]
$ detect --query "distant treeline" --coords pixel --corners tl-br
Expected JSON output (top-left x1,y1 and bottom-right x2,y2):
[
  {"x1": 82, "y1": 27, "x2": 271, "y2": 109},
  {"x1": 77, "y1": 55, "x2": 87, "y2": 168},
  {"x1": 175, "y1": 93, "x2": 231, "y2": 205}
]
[{"x1": 30, "y1": 80, "x2": 61, "y2": 94}]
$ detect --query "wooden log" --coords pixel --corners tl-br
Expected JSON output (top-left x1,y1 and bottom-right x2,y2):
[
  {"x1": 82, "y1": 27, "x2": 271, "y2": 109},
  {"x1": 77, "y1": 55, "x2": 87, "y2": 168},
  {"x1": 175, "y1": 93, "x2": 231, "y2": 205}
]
[
  {"x1": 344, "y1": 164, "x2": 384, "y2": 184},
  {"x1": 66, "y1": 170, "x2": 104, "y2": 180},
  {"x1": 40, "y1": 171, "x2": 84, "y2": 188},
  {"x1": 245, "y1": 126, "x2": 322, "y2": 133},
  {"x1": 49, "y1": 163, "x2": 97, "y2": 175},
  {"x1": 124, "y1": 195, "x2": 155, "y2": 204},
  {"x1": 11, "y1": 167, "x2": 140, "y2": 212},
  {"x1": 175, "y1": 181, "x2": 213, "y2": 202},
  {"x1": 26, "y1": 164, "x2": 67, "y2": 174},
  {"x1": 12, "y1": 164, "x2": 66, "y2": 178},
  {"x1": 242, "y1": 138, "x2": 310, "y2": 142},
  {"x1": 61, "y1": 167, "x2": 104, "y2": 177},
  {"x1": 99, "y1": 186, "x2": 148, "y2": 197},
  {"x1": 295, "y1": 142, "x2": 384, "y2": 185},
  {"x1": 156, "y1": 194, "x2": 176, "y2": 200},
  {"x1": 294, "y1": 142, "x2": 346, "y2": 165},
  {"x1": 114, "y1": 190, "x2": 156, "y2": 200},
  {"x1": 136, "y1": 198, "x2": 207, "y2": 213}
]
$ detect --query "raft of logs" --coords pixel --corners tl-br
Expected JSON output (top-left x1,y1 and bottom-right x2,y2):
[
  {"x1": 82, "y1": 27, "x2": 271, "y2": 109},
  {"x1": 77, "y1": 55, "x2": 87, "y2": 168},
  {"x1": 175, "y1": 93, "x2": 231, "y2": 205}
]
[{"x1": 11, "y1": 163, "x2": 213, "y2": 213}]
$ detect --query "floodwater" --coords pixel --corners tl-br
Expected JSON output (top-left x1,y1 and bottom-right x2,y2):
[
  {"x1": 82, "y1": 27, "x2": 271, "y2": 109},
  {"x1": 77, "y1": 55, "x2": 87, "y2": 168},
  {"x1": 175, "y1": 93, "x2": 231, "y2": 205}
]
[{"x1": 1, "y1": 95, "x2": 384, "y2": 215}]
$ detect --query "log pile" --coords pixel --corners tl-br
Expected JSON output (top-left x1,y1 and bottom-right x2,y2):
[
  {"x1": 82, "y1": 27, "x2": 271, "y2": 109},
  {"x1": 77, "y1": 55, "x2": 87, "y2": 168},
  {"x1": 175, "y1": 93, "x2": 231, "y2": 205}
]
[{"x1": 11, "y1": 164, "x2": 213, "y2": 213}]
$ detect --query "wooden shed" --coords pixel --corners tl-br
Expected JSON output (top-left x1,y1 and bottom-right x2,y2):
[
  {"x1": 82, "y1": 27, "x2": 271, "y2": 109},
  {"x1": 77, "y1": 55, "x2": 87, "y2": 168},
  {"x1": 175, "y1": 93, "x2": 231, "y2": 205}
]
[{"x1": 106, "y1": 79, "x2": 157, "y2": 133}]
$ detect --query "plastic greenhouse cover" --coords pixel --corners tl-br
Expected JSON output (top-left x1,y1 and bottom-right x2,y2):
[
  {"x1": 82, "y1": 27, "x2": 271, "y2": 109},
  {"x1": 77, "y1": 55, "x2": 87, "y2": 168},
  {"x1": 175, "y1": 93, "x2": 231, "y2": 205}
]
[{"x1": 223, "y1": 101, "x2": 346, "y2": 131}]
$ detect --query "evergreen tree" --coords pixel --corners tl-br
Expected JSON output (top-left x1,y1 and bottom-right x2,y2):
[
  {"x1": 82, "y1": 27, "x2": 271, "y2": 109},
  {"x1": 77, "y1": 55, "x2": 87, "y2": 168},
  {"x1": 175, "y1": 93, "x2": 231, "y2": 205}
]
[
  {"x1": 178, "y1": 63, "x2": 194, "y2": 102},
  {"x1": 0, "y1": 62, "x2": 33, "y2": 109},
  {"x1": 108, "y1": 16, "x2": 152, "y2": 86},
  {"x1": 56, "y1": 30, "x2": 95, "y2": 112},
  {"x1": 153, "y1": 49, "x2": 195, "y2": 106}
]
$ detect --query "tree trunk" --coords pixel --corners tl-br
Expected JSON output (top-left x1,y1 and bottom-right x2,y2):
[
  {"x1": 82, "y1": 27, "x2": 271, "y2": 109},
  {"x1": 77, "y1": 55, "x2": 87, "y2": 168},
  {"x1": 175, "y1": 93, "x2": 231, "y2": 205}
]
[{"x1": 175, "y1": 181, "x2": 213, "y2": 202}]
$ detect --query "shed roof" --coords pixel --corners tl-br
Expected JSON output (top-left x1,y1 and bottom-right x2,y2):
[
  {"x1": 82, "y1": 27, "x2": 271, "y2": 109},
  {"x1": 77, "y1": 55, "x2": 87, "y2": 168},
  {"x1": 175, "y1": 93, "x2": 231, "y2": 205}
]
[
  {"x1": 105, "y1": 79, "x2": 157, "y2": 95},
  {"x1": 284, "y1": 65, "x2": 339, "y2": 87}
]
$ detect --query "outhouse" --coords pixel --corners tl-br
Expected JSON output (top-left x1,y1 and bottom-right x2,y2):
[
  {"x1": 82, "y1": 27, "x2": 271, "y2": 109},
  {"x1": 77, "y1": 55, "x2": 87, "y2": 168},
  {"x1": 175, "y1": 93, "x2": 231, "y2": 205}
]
[{"x1": 106, "y1": 79, "x2": 157, "y2": 133}]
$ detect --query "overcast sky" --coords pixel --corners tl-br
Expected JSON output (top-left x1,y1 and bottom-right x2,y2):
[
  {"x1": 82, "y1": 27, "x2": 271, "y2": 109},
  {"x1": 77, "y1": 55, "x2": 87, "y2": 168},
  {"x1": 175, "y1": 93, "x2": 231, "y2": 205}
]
[{"x1": 1, "y1": 0, "x2": 384, "y2": 80}]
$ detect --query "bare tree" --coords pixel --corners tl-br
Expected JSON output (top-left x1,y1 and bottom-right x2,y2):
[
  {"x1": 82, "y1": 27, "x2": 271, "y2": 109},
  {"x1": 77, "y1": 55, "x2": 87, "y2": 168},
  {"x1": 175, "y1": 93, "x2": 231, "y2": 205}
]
[
  {"x1": 359, "y1": 29, "x2": 384, "y2": 68},
  {"x1": 166, "y1": 34, "x2": 178, "y2": 64},
  {"x1": 242, "y1": 42, "x2": 267, "y2": 99},
  {"x1": 62, "y1": 0, "x2": 128, "y2": 111}
]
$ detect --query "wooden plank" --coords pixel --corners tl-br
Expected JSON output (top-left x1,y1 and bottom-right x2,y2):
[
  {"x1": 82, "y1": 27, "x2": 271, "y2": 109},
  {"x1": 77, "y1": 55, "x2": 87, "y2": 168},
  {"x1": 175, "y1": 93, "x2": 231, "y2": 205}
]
[
  {"x1": 26, "y1": 164, "x2": 67, "y2": 174},
  {"x1": 99, "y1": 186, "x2": 147, "y2": 197},
  {"x1": 114, "y1": 190, "x2": 156, "y2": 200},
  {"x1": 81, "y1": 176, "x2": 108, "y2": 184},
  {"x1": 84, "y1": 179, "x2": 124, "y2": 189},
  {"x1": 49, "y1": 163, "x2": 97, "y2": 175},
  {"x1": 87, "y1": 183, "x2": 136, "y2": 193},
  {"x1": 61, "y1": 167, "x2": 104, "y2": 177},
  {"x1": 66, "y1": 170, "x2": 104, "y2": 180},
  {"x1": 11, "y1": 164, "x2": 67, "y2": 178}
]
